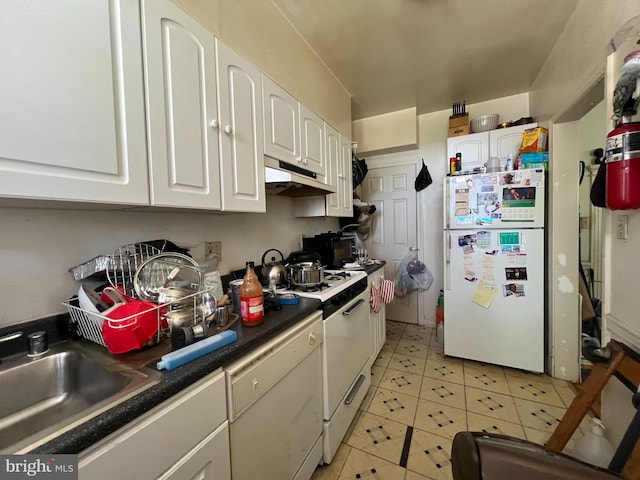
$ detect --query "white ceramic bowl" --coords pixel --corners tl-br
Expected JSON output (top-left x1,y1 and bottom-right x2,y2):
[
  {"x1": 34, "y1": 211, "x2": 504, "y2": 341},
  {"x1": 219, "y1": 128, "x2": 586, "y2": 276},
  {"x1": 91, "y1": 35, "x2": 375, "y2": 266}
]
[{"x1": 471, "y1": 114, "x2": 499, "y2": 133}]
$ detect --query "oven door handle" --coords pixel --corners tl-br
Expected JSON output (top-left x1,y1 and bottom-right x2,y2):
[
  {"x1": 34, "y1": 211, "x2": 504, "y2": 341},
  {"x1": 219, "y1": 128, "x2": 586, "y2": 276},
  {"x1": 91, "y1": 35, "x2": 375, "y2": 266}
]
[
  {"x1": 342, "y1": 298, "x2": 365, "y2": 316},
  {"x1": 345, "y1": 374, "x2": 366, "y2": 405}
]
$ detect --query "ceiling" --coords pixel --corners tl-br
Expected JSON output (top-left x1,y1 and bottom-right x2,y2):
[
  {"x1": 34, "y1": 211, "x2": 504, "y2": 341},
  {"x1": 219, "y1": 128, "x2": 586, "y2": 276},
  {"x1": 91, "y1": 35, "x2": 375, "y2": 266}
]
[{"x1": 271, "y1": 0, "x2": 580, "y2": 120}]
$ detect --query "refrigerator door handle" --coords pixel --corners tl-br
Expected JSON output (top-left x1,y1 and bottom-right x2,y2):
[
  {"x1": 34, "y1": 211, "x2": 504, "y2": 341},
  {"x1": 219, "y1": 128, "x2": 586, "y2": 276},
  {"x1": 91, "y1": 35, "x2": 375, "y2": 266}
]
[
  {"x1": 443, "y1": 177, "x2": 450, "y2": 229},
  {"x1": 445, "y1": 232, "x2": 451, "y2": 290}
]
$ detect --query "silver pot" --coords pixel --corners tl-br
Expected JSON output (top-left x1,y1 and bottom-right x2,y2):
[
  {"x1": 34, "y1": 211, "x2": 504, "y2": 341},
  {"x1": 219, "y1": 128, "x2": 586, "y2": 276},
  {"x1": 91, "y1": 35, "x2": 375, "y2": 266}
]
[{"x1": 288, "y1": 261, "x2": 324, "y2": 287}]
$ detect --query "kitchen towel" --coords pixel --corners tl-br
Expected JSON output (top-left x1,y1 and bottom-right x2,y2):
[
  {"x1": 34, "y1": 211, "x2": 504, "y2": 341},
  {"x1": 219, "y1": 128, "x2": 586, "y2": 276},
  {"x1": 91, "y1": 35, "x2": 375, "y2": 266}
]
[
  {"x1": 380, "y1": 278, "x2": 395, "y2": 304},
  {"x1": 370, "y1": 285, "x2": 381, "y2": 313}
]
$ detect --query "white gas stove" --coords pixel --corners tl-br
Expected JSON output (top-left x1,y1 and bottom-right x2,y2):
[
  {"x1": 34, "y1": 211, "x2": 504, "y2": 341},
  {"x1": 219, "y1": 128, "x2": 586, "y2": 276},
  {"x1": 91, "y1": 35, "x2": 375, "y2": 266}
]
[
  {"x1": 268, "y1": 269, "x2": 368, "y2": 318},
  {"x1": 273, "y1": 268, "x2": 372, "y2": 463}
]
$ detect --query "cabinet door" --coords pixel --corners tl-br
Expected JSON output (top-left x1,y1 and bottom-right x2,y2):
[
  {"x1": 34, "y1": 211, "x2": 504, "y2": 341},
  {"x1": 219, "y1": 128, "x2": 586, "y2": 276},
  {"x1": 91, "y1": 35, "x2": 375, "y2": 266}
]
[
  {"x1": 216, "y1": 40, "x2": 266, "y2": 212},
  {"x1": 79, "y1": 371, "x2": 227, "y2": 479},
  {"x1": 489, "y1": 123, "x2": 538, "y2": 161},
  {"x1": 159, "y1": 422, "x2": 231, "y2": 480},
  {"x1": 142, "y1": 0, "x2": 221, "y2": 209},
  {"x1": 339, "y1": 135, "x2": 354, "y2": 217},
  {"x1": 325, "y1": 123, "x2": 341, "y2": 216},
  {"x1": 0, "y1": 0, "x2": 148, "y2": 205},
  {"x1": 446, "y1": 131, "x2": 489, "y2": 172},
  {"x1": 262, "y1": 75, "x2": 301, "y2": 166},
  {"x1": 300, "y1": 104, "x2": 326, "y2": 178},
  {"x1": 368, "y1": 270, "x2": 386, "y2": 359}
]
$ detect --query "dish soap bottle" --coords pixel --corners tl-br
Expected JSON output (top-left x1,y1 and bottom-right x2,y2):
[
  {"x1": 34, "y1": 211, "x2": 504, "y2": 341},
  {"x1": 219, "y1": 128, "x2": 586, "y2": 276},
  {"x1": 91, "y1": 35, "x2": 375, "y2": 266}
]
[{"x1": 240, "y1": 261, "x2": 264, "y2": 327}]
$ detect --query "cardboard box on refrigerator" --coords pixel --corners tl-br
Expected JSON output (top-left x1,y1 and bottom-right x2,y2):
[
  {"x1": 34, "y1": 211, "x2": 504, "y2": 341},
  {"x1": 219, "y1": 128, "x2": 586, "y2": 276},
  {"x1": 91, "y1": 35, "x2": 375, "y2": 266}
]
[{"x1": 448, "y1": 125, "x2": 470, "y2": 137}]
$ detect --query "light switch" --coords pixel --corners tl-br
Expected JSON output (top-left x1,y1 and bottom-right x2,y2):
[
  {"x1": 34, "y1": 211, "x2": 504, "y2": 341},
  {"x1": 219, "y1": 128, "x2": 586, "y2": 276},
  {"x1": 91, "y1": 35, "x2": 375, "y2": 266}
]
[{"x1": 616, "y1": 215, "x2": 628, "y2": 240}]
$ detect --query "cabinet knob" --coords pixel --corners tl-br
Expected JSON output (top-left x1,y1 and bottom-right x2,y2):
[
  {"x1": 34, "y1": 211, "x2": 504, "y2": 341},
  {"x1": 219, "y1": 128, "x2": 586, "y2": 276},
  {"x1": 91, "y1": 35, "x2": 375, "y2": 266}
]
[
  {"x1": 209, "y1": 119, "x2": 219, "y2": 129},
  {"x1": 302, "y1": 158, "x2": 308, "y2": 165},
  {"x1": 338, "y1": 174, "x2": 344, "y2": 179},
  {"x1": 308, "y1": 332, "x2": 317, "y2": 345},
  {"x1": 296, "y1": 156, "x2": 302, "y2": 163},
  {"x1": 224, "y1": 125, "x2": 233, "y2": 135}
]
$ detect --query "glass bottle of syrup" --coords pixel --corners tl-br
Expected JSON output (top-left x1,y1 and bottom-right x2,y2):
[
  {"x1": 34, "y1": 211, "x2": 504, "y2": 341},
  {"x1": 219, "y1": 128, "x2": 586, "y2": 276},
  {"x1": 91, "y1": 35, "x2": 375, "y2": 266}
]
[{"x1": 240, "y1": 261, "x2": 264, "y2": 326}]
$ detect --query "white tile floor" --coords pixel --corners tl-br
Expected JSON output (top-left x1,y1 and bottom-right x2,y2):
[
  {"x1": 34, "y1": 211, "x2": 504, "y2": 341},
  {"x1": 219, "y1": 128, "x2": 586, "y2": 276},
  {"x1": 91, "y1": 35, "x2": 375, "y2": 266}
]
[{"x1": 311, "y1": 320, "x2": 582, "y2": 480}]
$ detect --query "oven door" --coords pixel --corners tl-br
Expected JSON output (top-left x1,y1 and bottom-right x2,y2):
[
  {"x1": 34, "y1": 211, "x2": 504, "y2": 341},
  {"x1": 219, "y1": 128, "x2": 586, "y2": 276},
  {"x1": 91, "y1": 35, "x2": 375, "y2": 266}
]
[{"x1": 322, "y1": 289, "x2": 371, "y2": 420}]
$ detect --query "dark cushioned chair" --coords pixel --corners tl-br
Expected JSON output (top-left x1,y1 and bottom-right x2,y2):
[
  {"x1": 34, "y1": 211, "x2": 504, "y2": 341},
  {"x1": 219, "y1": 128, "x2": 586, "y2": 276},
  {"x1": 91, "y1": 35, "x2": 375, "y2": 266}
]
[{"x1": 451, "y1": 431, "x2": 621, "y2": 480}]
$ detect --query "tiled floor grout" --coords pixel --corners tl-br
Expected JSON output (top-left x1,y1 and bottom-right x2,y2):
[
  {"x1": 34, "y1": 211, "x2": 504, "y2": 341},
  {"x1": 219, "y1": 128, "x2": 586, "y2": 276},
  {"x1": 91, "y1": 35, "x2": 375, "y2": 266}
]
[{"x1": 312, "y1": 319, "x2": 580, "y2": 480}]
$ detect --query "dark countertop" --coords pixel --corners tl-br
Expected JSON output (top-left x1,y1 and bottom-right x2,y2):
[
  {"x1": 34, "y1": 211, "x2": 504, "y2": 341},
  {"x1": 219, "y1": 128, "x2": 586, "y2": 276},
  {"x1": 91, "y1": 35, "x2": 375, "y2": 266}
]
[
  {"x1": 23, "y1": 263, "x2": 387, "y2": 455},
  {"x1": 361, "y1": 261, "x2": 385, "y2": 276},
  {"x1": 29, "y1": 297, "x2": 321, "y2": 454}
]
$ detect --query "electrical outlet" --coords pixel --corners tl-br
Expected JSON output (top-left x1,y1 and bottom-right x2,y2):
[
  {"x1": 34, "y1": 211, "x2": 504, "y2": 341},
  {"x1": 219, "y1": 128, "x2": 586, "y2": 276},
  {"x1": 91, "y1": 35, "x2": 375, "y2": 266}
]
[
  {"x1": 204, "y1": 241, "x2": 222, "y2": 260},
  {"x1": 616, "y1": 215, "x2": 628, "y2": 240}
]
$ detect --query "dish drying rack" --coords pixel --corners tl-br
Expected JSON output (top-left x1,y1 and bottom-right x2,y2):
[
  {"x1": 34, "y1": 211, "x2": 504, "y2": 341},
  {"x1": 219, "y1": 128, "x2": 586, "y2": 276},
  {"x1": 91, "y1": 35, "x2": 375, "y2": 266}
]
[
  {"x1": 64, "y1": 289, "x2": 213, "y2": 348},
  {"x1": 64, "y1": 244, "x2": 211, "y2": 349}
]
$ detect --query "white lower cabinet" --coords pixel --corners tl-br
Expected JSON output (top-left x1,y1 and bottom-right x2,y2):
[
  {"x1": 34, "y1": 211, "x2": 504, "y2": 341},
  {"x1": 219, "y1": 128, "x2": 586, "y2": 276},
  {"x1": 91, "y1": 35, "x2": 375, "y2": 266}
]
[
  {"x1": 79, "y1": 370, "x2": 230, "y2": 480},
  {"x1": 158, "y1": 422, "x2": 230, "y2": 480},
  {"x1": 368, "y1": 269, "x2": 387, "y2": 363}
]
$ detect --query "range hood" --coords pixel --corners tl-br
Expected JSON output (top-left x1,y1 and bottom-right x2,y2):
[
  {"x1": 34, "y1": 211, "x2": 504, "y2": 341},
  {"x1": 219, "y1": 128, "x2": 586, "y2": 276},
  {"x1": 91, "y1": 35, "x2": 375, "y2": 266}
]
[{"x1": 264, "y1": 157, "x2": 336, "y2": 197}]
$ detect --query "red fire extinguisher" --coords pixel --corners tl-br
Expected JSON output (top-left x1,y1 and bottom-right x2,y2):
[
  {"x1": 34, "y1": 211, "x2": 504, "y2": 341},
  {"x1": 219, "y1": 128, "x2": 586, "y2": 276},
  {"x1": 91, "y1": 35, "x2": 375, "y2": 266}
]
[{"x1": 606, "y1": 122, "x2": 640, "y2": 210}]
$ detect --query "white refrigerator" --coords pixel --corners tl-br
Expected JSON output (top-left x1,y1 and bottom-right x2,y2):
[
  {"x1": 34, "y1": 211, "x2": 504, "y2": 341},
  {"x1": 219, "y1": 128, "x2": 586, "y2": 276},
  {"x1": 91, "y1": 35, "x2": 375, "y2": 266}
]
[{"x1": 443, "y1": 169, "x2": 545, "y2": 372}]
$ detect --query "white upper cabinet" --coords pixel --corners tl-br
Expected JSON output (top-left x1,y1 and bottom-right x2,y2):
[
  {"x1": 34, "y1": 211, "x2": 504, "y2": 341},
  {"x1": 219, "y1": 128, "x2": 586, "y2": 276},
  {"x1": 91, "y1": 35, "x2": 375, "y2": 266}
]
[
  {"x1": 447, "y1": 123, "x2": 538, "y2": 172},
  {"x1": 325, "y1": 126, "x2": 353, "y2": 217},
  {"x1": 446, "y1": 132, "x2": 489, "y2": 172},
  {"x1": 325, "y1": 124, "x2": 341, "y2": 216},
  {"x1": 300, "y1": 104, "x2": 326, "y2": 178},
  {"x1": 292, "y1": 130, "x2": 353, "y2": 218},
  {"x1": 339, "y1": 134, "x2": 354, "y2": 216},
  {"x1": 0, "y1": 0, "x2": 148, "y2": 204},
  {"x1": 489, "y1": 123, "x2": 538, "y2": 160},
  {"x1": 142, "y1": 0, "x2": 221, "y2": 209},
  {"x1": 262, "y1": 75, "x2": 301, "y2": 166},
  {"x1": 216, "y1": 40, "x2": 265, "y2": 212}
]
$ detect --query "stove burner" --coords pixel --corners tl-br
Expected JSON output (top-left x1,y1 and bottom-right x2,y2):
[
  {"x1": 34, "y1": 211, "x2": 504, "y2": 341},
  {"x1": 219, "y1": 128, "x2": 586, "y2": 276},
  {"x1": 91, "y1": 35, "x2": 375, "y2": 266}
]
[
  {"x1": 325, "y1": 272, "x2": 349, "y2": 281},
  {"x1": 294, "y1": 282, "x2": 329, "y2": 292}
]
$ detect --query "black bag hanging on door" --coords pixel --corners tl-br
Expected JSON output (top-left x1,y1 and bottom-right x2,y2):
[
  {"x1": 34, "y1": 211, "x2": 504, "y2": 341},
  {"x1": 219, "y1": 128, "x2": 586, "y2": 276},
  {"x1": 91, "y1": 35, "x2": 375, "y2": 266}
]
[
  {"x1": 352, "y1": 152, "x2": 368, "y2": 188},
  {"x1": 415, "y1": 159, "x2": 433, "y2": 191},
  {"x1": 590, "y1": 161, "x2": 607, "y2": 208}
]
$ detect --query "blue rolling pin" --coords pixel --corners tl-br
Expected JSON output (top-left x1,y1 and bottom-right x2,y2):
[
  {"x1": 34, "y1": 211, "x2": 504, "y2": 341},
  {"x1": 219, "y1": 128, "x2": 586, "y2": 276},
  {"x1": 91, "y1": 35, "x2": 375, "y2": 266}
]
[{"x1": 157, "y1": 330, "x2": 237, "y2": 371}]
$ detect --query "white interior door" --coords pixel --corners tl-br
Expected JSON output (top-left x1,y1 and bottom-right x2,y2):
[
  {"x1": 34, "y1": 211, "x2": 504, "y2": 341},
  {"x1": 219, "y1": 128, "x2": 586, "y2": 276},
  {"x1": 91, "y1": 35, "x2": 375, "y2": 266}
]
[{"x1": 362, "y1": 163, "x2": 418, "y2": 324}]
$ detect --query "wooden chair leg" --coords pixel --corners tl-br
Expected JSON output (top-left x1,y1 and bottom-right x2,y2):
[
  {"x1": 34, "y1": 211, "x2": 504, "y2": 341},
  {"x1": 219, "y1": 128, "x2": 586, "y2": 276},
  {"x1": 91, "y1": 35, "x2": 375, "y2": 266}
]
[{"x1": 546, "y1": 349, "x2": 626, "y2": 452}]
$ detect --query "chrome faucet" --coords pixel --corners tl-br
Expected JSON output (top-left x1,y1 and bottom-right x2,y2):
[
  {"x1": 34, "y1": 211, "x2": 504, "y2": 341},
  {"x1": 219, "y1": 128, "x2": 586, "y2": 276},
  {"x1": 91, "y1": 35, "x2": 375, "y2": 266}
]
[{"x1": 27, "y1": 331, "x2": 48, "y2": 357}]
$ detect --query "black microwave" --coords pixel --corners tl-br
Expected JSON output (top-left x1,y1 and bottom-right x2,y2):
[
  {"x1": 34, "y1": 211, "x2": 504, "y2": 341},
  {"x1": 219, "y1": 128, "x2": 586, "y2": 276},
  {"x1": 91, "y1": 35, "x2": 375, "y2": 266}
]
[{"x1": 302, "y1": 233, "x2": 355, "y2": 268}]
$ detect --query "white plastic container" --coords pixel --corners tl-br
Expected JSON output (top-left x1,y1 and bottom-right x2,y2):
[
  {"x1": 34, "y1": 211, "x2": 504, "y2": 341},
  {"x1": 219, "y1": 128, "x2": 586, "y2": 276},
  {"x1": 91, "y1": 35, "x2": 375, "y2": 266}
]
[
  {"x1": 487, "y1": 156, "x2": 500, "y2": 173},
  {"x1": 569, "y1": 418, "x2": 615, "y2": 468}
]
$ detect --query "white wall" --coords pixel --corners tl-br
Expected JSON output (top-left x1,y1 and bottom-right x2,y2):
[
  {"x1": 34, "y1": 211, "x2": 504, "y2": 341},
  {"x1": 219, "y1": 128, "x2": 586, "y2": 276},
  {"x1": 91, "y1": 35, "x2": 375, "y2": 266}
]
[
  {"x1": 174, "y1": 0, "x2": 352, "y2": 136},
  {"x1": 0, "y1": 197, "x2": 338, "y2": 327},
  {"x1": 528, "y1": 0, "x2": 640, "y2": 446},
  {"x1": 547, "y1": 120, "x2": 581, "y2": 381},
  {"x1": 361, "y1": 93, "x2": 529, "y2": 325}
]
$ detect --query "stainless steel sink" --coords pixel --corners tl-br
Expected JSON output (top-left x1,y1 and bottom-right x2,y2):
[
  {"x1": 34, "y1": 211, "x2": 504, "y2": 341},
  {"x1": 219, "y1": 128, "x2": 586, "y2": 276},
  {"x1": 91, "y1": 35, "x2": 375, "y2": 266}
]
[{"x1": 0, "y1": 340, "x2": 161, "y2": 453}]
